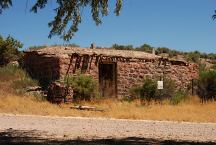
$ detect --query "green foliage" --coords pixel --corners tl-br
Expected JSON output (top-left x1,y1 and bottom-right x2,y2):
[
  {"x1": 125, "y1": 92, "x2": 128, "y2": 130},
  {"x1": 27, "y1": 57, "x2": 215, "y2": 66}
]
[
  {"x1": 155, "y1": 47, "x2": 182, "y2": 57},
  {"x1": 0, "y1": 64, "x2": 26, "y2": 82},
  {"x1": 155, "y1": 78, "x2": 176, "y2": 100},
  {"x1": 199, "y1": 63, "x2": 206, "y2": 72},
  {"x1": 0, "y1": 35, "x2": 23, "y2": 65},
  {"x1": 64, "y1": 74, "x2": 97, "y2": 100},
  {"x1": 136, "y1": 44, "x2": 153, "y2": 53},
  {"x1": 130, "y1": 77, "x2": 179, "y2": 103},
  {"x1": 28, "y1": 45, "x2": 47, "y2": 51},
  {"x1": 0, "y1": 64, "x2": 39, "y2": 95},
  {"x1": 208, "y1": 53, "x2": 216, "y2": 60},
  {"x1": 0, "y1": 0, "x2": 122, "y2": 41},
  {"x1": 170, "y1": 90, "x2": 187, "y2": 105},
  {"x1": 198, "y1": 70, "x2": 216, "y2": 101},
  {"x1": 32, "y1": 0, "x2": 122, "y2": 41},
  {"x1": 112, "y1": 44, "x2": 133, "y2": 50},
  {"x1": 156, "y1": 47, "x2": 170, "y2": 54},
  {"x1": 12, "y1": 77, "x2": 38, "y2": 94},
  {"x1": 28, "y1": 43, "x2": 80, "y2": 50},
  {"x1": 109, "y1": 43, "x2": 216, "y2": 65},
  {"x1": 129, "y1": 86, "x2": 142, "y2": 98},
  {"x1": 186, "y1": 51, "x2": 201, "y2": 63},
  {"x1": 139, "y1": 77, "x2": 157, "y2": 102}
]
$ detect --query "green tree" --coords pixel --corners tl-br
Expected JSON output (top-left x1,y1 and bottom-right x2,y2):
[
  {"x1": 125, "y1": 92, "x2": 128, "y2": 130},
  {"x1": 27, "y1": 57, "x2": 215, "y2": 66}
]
[
  {"x1": 136, "y1": 44, "x2": 153, "y2": 53},
  {"x1": 0, "y1": 35, "x2": 23, "y2": 65},
  {"x1": 156, "y1": 47, "x2": 171, "y2": 54},
  {"x1": 112, "y1": 44, "x2": 133, "y2": 50},
  {"x1": 0, "y1": 0, "x2": 122, "y2": 41},
  {"x1": 198, "y1": 70, "x2": 216, "y2": 101},
  {"x1": 186, "y1": 51, "x2": 201, "y2": 63}
]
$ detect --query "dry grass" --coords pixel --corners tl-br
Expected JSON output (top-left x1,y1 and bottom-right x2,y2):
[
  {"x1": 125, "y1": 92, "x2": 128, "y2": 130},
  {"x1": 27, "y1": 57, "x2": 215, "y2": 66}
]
[
  {"x1": 0, "y1": 65, "x2": 216, "y2": 123},
  {"x1": 0, "y1": 92, "x2": 216, "y2": 123}
]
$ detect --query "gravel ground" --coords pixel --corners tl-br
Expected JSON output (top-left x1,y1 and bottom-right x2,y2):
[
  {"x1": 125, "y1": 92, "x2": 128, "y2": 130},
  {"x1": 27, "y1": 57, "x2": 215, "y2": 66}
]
[{"x1": 0, "y1": 114, "x2": 216, "y2": 144}]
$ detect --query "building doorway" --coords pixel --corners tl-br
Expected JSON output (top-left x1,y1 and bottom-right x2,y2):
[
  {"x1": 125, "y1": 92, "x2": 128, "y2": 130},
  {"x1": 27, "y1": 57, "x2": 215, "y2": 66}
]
[{"x1": 99, "y1": 62, "x2": 117, "y2": 97}]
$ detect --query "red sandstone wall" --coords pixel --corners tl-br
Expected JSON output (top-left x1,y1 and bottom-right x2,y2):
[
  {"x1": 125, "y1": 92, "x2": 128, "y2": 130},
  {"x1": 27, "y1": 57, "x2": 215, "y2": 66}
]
[
  {"x1": 117, "y1": 61, "x2": 198, "y2": 97},
  {"x1": 24, "y1": 52, "x2": 198, "y2": 97},
  {"x1": 24, "y1": 53, "x2": 60, "y2": 85},
  {"x1": 58, "y1": 55, "x2": 99, "y2": 81}
]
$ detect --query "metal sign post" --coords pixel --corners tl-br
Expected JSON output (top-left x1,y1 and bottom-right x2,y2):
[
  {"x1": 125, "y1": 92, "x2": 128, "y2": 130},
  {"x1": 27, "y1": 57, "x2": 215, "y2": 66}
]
[
  {"x1": 157, "y1": 76, "x2": 163, "y2": 101},
  {"x1": 157, "y1": 81, "x2": 163, "y2": 90}
]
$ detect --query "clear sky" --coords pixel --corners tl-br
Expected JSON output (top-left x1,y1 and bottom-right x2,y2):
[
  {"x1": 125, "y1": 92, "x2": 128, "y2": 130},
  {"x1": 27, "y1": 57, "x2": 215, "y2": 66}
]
[{"x1": 0, "y1": 0, "x2": 216, "y2": 53}]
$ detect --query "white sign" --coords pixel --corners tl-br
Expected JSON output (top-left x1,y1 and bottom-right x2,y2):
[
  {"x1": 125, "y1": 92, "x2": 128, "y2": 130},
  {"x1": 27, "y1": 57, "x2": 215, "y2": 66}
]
[{"x1": 157, "y1": 81, "x2": 163, "y2": 90}]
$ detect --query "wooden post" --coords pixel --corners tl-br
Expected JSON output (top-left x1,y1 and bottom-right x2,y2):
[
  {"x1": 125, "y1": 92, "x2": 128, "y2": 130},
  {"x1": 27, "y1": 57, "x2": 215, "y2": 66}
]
[{"x1": 192, "y1": 79, "x2": 194, "y2": 96}]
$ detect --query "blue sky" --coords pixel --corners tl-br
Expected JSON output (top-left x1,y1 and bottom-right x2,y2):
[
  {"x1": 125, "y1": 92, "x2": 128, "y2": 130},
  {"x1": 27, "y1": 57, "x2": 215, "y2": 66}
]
[{"x1": 0, "y1": 0, "x2": 216, "y2": 53}]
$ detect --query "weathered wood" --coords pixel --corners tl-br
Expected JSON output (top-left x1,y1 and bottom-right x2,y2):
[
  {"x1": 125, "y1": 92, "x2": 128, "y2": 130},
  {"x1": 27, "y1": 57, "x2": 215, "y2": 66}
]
[{"x1": 70, "y1": 105, "x2": 104, "y2": 112}]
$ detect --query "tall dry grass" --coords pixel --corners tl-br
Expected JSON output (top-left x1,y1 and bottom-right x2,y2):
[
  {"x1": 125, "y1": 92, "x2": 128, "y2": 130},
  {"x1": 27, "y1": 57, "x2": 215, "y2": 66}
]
[
  {"x1": 0, "y1": 93, "x2": 216, "y2": 123},
  {"x1": 0, "y1": 65, "x2": 216, "y2": 123}
]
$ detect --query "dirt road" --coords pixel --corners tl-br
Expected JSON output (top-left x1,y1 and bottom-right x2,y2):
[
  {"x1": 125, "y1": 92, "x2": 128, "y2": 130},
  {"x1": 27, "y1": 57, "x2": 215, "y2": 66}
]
[{"x1": 0, "y1": 114, "x2": 216, "y2": 144}]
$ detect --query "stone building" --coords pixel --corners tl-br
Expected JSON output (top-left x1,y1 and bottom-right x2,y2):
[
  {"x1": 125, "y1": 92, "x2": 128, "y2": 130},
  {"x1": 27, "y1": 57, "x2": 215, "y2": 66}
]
[{"x1": 24, "y1": 46, "x2": 198, "y2": 98}]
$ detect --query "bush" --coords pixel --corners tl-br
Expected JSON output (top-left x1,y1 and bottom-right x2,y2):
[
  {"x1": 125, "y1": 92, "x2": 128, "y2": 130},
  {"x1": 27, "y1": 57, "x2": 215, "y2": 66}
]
[
  {"x1": 155, "y1": 78, "x2": 176, "y2": 100},
  {"x1": 130, "y1": 77, "x2": 177, "y2": 103},
  {"x1": 0, "y1": 64, "x2": 26, "y2": 82},
  {"x1": 64, "y1": 74, "x2": 97, "y2": 100},
  {"x1": 140, "y1": 77, "x2": 157, "y2": 102},
  {"x1": 112, "y1": 44, "x2": 133, "y2": 50},
  {"x1": 197, "y1": 70, "x2": 216, "y2": 101},
  {"x1": 12, "y1": 77, "x2": 38, "y2": 94},
  {"x1": 170, "y1": 90, "x2": 187, "y2": 105},
  {"x1": 135, "y1": 44, "x2": 153, "y2": 53},
  {"x1": 0, "y1": 64, "x2": 39, "y2": 96},
  {"x1": 186, "y1": 51, "x2": 200, "y2": 63},
  {"x1": 129, "y1": 86, "x2": 142, "y2": 99}
]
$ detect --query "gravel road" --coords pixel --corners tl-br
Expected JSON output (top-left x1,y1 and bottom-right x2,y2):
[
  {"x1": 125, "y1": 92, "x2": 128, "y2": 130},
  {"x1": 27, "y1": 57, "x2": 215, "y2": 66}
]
[{"x1": 0, "y1": 114, "x2": 216, "y2": 144}]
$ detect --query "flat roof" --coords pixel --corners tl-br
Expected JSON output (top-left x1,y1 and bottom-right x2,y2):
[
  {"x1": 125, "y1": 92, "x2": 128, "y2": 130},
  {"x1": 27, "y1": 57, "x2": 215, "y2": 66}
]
[{"x1": 25, "y1": 46, "x2": 159, "y2": 60}]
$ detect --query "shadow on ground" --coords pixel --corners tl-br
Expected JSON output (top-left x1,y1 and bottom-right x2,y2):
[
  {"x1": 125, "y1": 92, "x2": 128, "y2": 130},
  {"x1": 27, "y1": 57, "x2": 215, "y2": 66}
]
[{"x1": 0, "y1": 129, "x2": 215, "y2": 145}]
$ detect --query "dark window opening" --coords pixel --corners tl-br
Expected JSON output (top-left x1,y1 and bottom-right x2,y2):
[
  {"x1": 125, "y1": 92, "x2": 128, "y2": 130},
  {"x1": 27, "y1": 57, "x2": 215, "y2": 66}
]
[{"x1": 81, "y1": 55, "x2": 90, "y2": 73}]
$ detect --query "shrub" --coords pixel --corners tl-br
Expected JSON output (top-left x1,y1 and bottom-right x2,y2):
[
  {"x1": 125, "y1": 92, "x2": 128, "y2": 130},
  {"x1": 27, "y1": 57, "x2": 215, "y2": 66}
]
[
  {"x1": 28, "y1": 45, "x2": 47, "y2": 51},
  {"x1": 170, "y1": 90, "x2": 187, "y2": 105},
  {"x1": 155, "y1": 78, "x2": 176, "y2": 100},
  {"x1": 64, "y1": 74, "x2": 97, "y2": 100},
  {"x1": 135, "y1": 44, "x2": 153, "y2": 53},
  {"x1": 130, "y1": 77, "x2": 177, "y2": 103},
  {"x1": 129, "y1": 86, "x2": 142, "y2": 98},
  {"x1": 197, "y1": 70, "x2": 216, "y2": 101},
  {"x1": 0, "y1": 64, "x2": 26, "y2": 82},
  {"x1": 112, "y1": 44, "x2": 133, "y2": 50},
  {"x1": 139, "y1": 77, "x2": 157, "y2": 102},
  {"x1": 0, "y1": 64, "x2": 39, "y2": 96},
  {"x1": 186, "y1": 51, "x2": 201, "y2": 63},
  {"x1": 12, "y1": 77, "x2": 38, "y2": 94}
]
